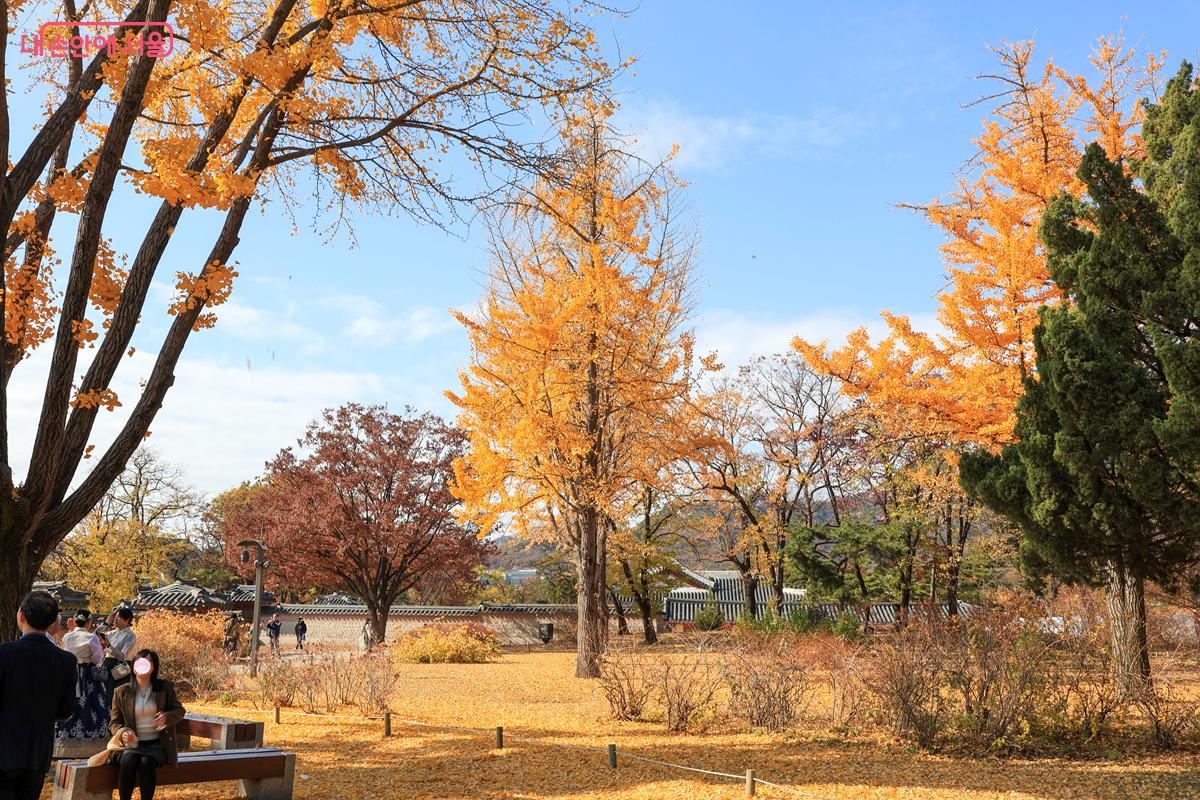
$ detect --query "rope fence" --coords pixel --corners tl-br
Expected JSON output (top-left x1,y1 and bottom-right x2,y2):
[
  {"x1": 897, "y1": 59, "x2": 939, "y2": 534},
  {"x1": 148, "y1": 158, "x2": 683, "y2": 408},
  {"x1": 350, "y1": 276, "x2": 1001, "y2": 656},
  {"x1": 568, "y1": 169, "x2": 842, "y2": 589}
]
[{"x1": 189, "y1": 703, "x2": 834, "y2": 799}]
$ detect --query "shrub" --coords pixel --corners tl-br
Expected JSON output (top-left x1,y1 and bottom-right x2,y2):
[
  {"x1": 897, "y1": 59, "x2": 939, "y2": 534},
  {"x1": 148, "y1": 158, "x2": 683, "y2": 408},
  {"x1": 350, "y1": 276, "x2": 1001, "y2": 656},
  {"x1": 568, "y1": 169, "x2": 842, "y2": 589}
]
[
  {"x1": 724, "y1": 637, "x2": 811, "y2": 732},
  {"x1": 1135, "y1": 682, "x2": 1200, "y2": 749},
  {"x1": 866, "y1": 610, "x2": 1053, "y2": 752},
  {"x1": 266, "y1": 653, "x2": 400, "y2": 715},
  {"x1": 693, "y1": 595, "x2": 724, "y2": 632},
  {"x1": 803, "y1": 633, "x2": 867, "y2": 729},
  {"x1": 392, "y1": 622, "x2": 501, "y2": 664},
  {"x1": 596, "y1": 648, "x2": 655, "y2": 721},
  {"x1": 655, "y1": 645, "x2": 722, "y2": 732},
  {"x1": 941, "y1": 612, "x2": 1050, "y2": 751},
  {"x1": 830, "y1": 610, "x2": 863, "y2": 641},
  {"x1": 1039, "y1": 594, "x2": 1126, "y2": 743},
  {"x1": 254, "y1": 658, "x2": 301, "y2": 709},
  {"x1": 866, "y1": 622, "x2": 948, "y2": 749},
  {"x1": 135, "y1": 609, "x2": 232, "y2": 700}
]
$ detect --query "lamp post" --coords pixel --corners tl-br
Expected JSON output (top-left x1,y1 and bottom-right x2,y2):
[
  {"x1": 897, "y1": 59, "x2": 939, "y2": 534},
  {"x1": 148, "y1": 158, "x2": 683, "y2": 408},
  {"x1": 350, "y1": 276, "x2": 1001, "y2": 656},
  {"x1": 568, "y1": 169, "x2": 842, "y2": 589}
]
[{"x1": 237, "y1": 538, "x2": 268, "y2": 677}]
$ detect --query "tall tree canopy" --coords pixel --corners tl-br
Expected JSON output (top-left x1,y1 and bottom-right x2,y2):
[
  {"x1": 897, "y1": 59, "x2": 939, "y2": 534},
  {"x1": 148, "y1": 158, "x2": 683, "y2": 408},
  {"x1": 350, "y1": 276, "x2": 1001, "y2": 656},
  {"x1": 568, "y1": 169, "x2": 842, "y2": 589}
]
[
  {"x1": 961, "y1": 63, "x2": 1200, "y2": 690},
  {"x1": 449, "y1": 116, "x2": 700, "y2": 677},
  {"x1": 795, "y1": 39, "x2": 1157, "y2": 449},
  {"x1": 792, "y1": 38, "x2": 1161, "y2": 623},
  {"x1": 0, "y1": 0, "x2": 618, "y2": 638},
  {"x1": 221, "y1": 404, "x2": 484, "y2": 641}
]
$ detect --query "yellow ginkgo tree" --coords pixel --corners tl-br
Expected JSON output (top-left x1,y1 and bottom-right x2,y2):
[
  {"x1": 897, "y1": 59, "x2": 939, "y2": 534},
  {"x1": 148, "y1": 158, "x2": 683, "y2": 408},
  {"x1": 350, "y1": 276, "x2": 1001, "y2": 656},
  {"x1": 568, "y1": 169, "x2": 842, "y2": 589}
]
[{"x1": 449, "y1": 114, "x2": 701, "y2": 677}]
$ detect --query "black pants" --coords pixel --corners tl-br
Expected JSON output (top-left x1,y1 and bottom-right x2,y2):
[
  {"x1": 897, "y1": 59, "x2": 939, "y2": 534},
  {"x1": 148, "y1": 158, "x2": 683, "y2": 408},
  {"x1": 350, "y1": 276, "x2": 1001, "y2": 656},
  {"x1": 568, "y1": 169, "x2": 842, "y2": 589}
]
[
  {"x1": 0, "y1": 769, "x2": 45, "y2": 800},
  {"x1": 117, "y1": 742, "x2": 165, "y2": 800}
]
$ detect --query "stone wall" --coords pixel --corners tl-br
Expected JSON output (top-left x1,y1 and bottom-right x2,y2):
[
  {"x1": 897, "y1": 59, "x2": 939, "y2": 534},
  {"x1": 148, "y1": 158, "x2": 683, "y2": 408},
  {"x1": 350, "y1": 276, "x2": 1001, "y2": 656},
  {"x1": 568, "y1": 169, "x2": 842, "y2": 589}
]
[{"x1": 271, "y1": 609, "x2": 651, "y2": 648}]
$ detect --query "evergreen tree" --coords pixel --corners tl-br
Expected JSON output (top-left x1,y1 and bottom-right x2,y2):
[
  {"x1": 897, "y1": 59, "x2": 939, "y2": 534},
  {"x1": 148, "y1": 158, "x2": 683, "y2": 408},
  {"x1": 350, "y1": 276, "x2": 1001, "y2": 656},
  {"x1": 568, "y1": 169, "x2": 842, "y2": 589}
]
[{"x1": 960, "y1": 63, "x2": 1200, "y2": 690}]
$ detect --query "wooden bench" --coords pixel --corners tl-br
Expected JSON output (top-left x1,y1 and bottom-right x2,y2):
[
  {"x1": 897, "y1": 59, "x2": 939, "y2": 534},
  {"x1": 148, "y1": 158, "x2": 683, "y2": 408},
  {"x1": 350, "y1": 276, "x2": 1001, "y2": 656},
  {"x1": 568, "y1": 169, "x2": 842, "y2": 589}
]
[
  {"x1": 177, "y1": 711, "x2": 265, "y2": 751},
  {"x1": 52, "y1": 747, "x2": 295, "y2": 800}
]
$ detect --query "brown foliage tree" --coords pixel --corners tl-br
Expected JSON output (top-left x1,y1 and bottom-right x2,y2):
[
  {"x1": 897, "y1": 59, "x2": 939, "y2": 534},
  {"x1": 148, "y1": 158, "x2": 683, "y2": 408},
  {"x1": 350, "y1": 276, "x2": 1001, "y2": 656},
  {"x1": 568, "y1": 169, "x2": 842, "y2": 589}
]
[{"x1": 222, "y1": 404, "x2": 486, "y2": 641}]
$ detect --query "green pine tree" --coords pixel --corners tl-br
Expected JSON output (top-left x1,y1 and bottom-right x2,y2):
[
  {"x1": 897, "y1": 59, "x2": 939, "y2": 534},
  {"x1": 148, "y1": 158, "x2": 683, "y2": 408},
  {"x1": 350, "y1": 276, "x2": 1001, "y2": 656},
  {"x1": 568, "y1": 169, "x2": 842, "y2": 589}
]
[{"x1": 960, "y1": 62, "x2": 1200, "y2": 691}]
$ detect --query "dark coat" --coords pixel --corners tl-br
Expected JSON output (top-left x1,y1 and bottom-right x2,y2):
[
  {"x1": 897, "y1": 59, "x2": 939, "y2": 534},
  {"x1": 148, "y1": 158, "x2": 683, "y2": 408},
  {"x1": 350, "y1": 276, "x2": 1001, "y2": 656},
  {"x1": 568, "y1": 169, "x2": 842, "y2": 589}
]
[
  {"x1": 0, "y1": 632, "x2": 78, "y2": 771},
  {"x1": 110, "y1": 680, "x2": 187, "y2": 765}
]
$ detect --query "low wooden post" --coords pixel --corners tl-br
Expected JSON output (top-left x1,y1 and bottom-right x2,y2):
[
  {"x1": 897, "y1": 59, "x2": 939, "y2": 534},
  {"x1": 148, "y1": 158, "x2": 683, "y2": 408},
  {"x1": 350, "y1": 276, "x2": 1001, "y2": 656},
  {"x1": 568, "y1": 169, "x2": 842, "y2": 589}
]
[
  {"x1": 273, "y1": 706, "x2": 280, "y2": 725},
  {"x1": 384, "y1": 711, "x2": 392, "y2": 737},
  {"x1": 495, "y1": 726, "x2": 504, "y2": 749},
  {"x1": 745, "y1": 769, "x2": 755, "y2": 797},
  {"x1": 607, "y1": 743, "x2": 617, "y2": 769}
]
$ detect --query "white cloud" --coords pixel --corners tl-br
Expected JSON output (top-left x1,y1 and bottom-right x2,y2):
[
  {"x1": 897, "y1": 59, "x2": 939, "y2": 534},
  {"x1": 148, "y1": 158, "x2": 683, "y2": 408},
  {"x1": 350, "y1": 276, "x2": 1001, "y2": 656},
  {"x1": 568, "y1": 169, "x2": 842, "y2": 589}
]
[
  {"x1": 6, "y1": 347, "x2": 390, "y2": 497},
  {"x1": 618, "y1": 99, "x2": 864, "y2": 171},
  {"x1": 694, "y1": 306, "x2": 942, "y2": 372},
  {"x1": 215, "y1": 299, "x2": 329, "y2": 355},
  {"x1": 336, "y1": 296, "x2": 457, "y2": 347}
]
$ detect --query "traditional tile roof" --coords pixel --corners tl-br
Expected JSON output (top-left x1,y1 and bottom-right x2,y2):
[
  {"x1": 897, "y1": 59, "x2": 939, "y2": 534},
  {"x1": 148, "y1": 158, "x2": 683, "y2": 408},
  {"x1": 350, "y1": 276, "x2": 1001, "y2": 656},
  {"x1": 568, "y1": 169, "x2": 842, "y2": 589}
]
[
  {"x1": 220, "y1": 584, "x2": 276, "y2": 605},
  {"x1": 662, "y1": 571, "x2": 806, "y2": 622},
  {"x1": 312, "y1": 591, "x2": 363, "y2": 606},
  {"x1": 136, "y1": 580, "x2": 228, "y2": 609},
  {"x1": 32, "y1": 581, "x2": 91, "y2": 609},
  {"x1": 664, "y1": 597, "x2": 976, "y2": 624}
]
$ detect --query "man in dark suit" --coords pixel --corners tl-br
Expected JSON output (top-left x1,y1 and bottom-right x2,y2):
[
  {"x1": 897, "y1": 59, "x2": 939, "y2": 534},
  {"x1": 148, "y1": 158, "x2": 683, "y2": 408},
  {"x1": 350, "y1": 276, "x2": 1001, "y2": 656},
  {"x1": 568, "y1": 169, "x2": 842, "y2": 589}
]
[{"x1": 0, "y1": 590, "x2": 79, "y2": 800}]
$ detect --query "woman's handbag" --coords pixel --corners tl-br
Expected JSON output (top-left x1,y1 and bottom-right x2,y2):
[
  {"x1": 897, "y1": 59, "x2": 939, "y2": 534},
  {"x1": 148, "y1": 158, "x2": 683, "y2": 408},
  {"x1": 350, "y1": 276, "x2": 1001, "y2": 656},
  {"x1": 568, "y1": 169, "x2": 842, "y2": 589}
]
[{"x1": 110, "y1": 661, "x2": 131, "y2": 681}]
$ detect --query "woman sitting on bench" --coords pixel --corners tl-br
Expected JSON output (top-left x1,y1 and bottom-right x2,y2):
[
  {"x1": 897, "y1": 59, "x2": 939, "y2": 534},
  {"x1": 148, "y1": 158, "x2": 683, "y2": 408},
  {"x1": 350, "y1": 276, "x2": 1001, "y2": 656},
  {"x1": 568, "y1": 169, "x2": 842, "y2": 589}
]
[{"x1": 109, "y1": 650, "x2": 186, "y2": 800}]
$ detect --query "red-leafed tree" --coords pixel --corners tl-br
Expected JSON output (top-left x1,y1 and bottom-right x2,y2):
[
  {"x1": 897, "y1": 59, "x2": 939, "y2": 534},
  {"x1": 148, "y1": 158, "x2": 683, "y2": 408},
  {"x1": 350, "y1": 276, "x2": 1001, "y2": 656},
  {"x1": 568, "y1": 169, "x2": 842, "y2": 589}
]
[{"x1": 223, "y1": 404, "x2": 486, "y2": 641}]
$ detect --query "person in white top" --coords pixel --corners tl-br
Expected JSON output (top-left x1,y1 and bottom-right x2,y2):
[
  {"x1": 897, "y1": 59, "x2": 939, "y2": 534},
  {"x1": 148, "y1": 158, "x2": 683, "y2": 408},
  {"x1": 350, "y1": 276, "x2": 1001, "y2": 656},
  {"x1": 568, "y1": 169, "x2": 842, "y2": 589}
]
[
  {"x1": 54, "y1": 612, "x2": 111, "y2": 756},
  {"x1": 98, "y1": 607, "x2": 137, "y2": 707}
]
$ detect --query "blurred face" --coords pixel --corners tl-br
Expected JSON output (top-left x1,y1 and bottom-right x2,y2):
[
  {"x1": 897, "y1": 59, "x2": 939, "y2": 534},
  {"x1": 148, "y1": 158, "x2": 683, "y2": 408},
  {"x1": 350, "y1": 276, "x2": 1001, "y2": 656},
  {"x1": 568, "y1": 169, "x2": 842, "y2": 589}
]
[{"x1": 67, "y1": 617, "x2": 77, "y2": 631}]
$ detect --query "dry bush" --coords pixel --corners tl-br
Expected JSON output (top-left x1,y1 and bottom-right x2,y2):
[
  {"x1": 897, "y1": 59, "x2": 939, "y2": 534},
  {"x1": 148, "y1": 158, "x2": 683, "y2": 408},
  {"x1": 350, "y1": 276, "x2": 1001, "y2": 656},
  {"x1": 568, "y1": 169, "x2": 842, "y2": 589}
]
[
  {"x1": 942, "y1": 609, "x2": 1051, "y2": 751},
  {"x1": 654, "y1": 640, "x2": 722, "y2": 733},
  {"x1": 135, "y1": 609, "x2": 232, "y2": 700},
  {"x1": 865, "y1": 621, "x2": 948, "y2": 749},
  {"x1": 1039, "y1": 591, "x2": 1127, "y2": 742},
  {"x1": 802, "y1": 633, "x2": 867, "y2": 729},
  {"x1": 285, "y1": 653, "x2": 400, "y2": 715},
  {"x1": 723, "y1": 636, "x2": 812, "y2": 732},
  {"x1": 596, "y1": 647, "x2": 655, "y2": 721},
  {"x1": 1135, "y1": 683, "x2": 1200, "y2": 749},
  {"x1": 355, "y1": 652, "x2": 401, "y2": 716},
  {"x1": 865, "y1": 609, "x2": 1053, "y2": 753},
  {"x1": 254, "y1": 658, "x2": 302, "y2": 709},
  {"x1": 392, "y1": 623, "x2": 501, "y2": 664}
]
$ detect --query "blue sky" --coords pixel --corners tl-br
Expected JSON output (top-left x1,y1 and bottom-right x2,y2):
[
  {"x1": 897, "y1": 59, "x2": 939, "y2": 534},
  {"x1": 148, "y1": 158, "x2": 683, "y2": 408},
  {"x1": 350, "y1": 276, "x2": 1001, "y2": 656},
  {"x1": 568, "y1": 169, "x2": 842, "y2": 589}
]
[{"x1": 7, "y1": 1, "x2": 1200, "y2": 494}]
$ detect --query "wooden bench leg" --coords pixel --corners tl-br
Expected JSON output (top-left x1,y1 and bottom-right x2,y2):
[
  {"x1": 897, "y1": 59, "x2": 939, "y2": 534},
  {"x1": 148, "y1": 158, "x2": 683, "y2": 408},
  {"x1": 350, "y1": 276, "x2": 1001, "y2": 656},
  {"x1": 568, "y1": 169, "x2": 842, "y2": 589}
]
[
  {"x1": 237, "y1": 752, "x2": 295, "y2": 800},
  {"x1": 51, "y1": 766, "x2": 110, "y2": 800}
]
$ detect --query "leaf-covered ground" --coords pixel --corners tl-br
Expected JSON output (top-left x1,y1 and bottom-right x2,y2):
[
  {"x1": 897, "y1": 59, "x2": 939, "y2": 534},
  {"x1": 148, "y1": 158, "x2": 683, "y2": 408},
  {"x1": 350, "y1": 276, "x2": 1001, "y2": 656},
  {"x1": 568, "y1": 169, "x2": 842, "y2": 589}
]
[{"x1": 47, "y1": 652, "x2": 1200, "y2": 799}]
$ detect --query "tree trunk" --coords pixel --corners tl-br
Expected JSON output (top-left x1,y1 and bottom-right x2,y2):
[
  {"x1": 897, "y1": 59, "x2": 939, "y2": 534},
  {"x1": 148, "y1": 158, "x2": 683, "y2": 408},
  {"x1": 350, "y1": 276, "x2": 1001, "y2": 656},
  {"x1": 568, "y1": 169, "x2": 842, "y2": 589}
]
[
  {"x1": 0, "y1": 501, "x2": 45, "y2": 642},
  {"x1": 633, "y1": 591, "x2": 658, "y2": 645},
  {"x1": 740, "y1": 571, "x2": 759, "y2": 620},
  {"x1": 897, "y1": 561, "x2": 913, "y2": 629},
  {"x1": 574, "y1": 509, "x2": 607, "y2": 678},
  {"x1": 0, "y1": 533, "x2": 39, "y2": 642},
  {"x1": 1105, "y1": 560, "x2": 1151, "y2": 693},
  {"x1": 609, "y1": 587, "x2": 629, "y2": 636},
  {"x1": 366, "y1": 604, "x2": 387, "y2": 647}
]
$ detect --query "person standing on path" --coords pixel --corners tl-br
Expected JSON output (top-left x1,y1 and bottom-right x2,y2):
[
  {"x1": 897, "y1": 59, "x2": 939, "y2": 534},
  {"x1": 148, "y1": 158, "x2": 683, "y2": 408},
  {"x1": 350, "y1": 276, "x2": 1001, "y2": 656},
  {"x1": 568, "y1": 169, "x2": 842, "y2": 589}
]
[
  {"x1": 55, "y1": 611, "x2": 111, "y2": 757},
  {"x1": 294, "y1": 617, "x2": 307, "y2": 651},
  {"x1": 99, "y1": 607, "x2": 137, "y2": 708},
  {"x1": 0, "y1": 591, "x2": 79, "y2": 800},
  {"x1": 265, "y1": 614, "x2": 282, "y2": 657}
]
